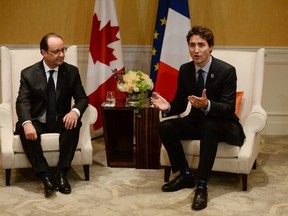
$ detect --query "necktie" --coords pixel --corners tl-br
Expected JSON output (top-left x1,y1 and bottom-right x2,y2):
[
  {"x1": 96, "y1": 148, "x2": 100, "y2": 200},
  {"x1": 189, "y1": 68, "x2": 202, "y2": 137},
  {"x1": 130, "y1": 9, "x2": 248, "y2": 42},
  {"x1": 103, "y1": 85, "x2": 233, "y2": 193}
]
[
  {"x1": 47, "y1": 70, "x2": 56, "y2": 131},
  {"x1": 197, "y1": 69, "x2": 205, "y2": 96}
]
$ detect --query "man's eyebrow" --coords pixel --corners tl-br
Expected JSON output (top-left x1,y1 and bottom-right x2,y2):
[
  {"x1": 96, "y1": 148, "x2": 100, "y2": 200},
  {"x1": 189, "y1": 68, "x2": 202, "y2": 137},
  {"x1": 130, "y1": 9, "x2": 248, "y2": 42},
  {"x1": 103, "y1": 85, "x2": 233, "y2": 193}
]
[{"x1": 189, "y1": 42, "x2": 205, "y2": 45}]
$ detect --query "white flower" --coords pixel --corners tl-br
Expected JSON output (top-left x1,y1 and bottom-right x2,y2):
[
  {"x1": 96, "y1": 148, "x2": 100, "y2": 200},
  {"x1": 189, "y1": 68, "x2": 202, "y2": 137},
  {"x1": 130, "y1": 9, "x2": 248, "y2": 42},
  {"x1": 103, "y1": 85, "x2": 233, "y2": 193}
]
[{"x1": 117, "y1": 70, "x2": 154, "y2": 94}]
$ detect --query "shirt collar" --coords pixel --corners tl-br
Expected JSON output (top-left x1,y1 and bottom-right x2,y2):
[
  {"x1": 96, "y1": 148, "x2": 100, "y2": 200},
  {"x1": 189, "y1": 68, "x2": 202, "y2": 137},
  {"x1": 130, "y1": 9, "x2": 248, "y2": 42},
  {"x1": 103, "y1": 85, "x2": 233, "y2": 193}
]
[
  {"x1": 43, "y1": 61, "x2": 59, "y2": 73},
  {"x1": 195, "y1": 56, "x2": 212, "y2": 73}
]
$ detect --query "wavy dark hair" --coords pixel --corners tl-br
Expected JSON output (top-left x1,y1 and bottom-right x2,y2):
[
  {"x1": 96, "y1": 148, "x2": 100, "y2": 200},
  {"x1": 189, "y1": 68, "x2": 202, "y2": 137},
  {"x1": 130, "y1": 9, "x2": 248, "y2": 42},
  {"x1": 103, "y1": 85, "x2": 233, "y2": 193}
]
[{"x1": 186, "y1": 25, "x2": 214, "y2": 47}]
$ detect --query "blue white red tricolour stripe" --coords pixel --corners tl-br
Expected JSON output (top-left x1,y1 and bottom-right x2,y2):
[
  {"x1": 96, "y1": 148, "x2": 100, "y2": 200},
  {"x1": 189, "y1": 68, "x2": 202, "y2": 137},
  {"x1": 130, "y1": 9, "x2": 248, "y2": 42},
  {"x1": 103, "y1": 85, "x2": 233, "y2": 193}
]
[
  {"x1": 149, "y1": 0, "x2": 170, "y2": 90},
  {"x1": 154, "y1": 0, "x2": 191, "y2": 102}
]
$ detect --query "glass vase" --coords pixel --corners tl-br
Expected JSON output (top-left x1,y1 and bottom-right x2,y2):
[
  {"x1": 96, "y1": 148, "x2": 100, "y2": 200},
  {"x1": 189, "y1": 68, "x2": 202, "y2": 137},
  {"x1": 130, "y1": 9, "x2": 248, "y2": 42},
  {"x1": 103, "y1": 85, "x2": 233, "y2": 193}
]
[{"x1": 127, "y1": 93, "x2": 140, "y2": 107}]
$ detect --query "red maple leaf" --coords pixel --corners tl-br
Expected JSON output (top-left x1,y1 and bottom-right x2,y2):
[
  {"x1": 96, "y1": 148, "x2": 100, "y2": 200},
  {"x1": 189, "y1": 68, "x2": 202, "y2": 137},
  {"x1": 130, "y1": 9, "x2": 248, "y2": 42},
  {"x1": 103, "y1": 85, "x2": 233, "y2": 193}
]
[{"x1": 89, "y1": 13, "x2": 120, "y2": 66}]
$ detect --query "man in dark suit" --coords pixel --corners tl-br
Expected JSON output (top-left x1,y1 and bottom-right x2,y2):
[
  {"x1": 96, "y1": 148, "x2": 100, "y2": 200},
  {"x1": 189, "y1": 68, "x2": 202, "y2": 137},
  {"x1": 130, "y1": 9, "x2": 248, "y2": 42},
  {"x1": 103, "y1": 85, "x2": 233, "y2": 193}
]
[
  {"x1": 151, "y1": 25, "x2": 245, "y2": 210},
  {"x1": 15, "y1": 33, "x2": 88, "y2": 197}
]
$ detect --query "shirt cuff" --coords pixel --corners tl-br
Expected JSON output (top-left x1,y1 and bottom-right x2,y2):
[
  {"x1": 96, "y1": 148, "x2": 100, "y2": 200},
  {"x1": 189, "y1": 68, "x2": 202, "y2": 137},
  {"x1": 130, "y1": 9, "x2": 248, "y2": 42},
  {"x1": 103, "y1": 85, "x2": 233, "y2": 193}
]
[
  {"x1": 72, "y1": 108, "x2": 80, "y2": 116},
  {"x1": 201, "y1": 100, "x2": 211, "y2": 114},
  {"x1": 162, "y1": 104, "x2": 171, "y2": 118},
  {"x1": 22, "y1": 120, "x2": 32, "y2": 126}
]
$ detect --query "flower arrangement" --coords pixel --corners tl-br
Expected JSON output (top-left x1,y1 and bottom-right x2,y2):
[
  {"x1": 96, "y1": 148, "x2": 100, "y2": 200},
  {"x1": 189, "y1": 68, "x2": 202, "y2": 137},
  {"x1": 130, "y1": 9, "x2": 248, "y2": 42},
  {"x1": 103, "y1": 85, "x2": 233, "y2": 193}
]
[{"x1": 112, "y1": 69, "x2": 154, "y2": 113}]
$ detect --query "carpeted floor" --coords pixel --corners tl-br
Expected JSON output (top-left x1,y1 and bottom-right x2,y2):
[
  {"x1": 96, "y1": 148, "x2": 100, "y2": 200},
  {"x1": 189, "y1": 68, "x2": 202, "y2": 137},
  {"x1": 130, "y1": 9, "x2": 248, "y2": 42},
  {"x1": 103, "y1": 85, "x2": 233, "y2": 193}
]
[{"x1": 0, "y1": 135, "x2": 288, "y2": 216}]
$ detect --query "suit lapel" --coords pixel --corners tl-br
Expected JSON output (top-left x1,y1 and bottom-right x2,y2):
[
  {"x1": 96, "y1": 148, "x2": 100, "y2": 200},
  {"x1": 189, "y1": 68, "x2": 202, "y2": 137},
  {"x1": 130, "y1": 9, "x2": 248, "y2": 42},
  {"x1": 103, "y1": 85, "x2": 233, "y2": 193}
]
[
  {"x1": 186, "y1": 61, "x2": 197, "y2": 95},
  {"x1": 56, "y1": 64, "x2": 65, "y2": 101},
  {"x1": 36, "y1": 61, "x2": 48, "y2": 101},
  {"x1": 206, "y1": 57, "x2": 218, "y2": 90},
  {"x1": 37, "y1": 61, "x2": 66, "y2": 102}
]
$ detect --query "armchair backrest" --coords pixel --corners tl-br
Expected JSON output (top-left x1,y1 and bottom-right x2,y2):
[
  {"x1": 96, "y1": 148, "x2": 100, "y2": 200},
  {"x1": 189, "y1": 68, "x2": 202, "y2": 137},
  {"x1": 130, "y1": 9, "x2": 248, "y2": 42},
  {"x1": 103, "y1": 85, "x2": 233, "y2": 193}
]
[
  {"x1": 212, "y1": 48, "x2": 265, "y2": 124},
  {"x1": 0, "y1": 45, "x2": 78, "y2": 126}
]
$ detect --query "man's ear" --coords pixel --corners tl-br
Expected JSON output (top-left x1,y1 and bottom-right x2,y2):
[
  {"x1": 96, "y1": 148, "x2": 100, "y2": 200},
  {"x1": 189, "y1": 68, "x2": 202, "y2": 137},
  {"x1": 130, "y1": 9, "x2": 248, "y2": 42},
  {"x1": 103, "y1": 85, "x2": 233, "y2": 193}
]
[
  {"x1": 209, "y1": 46, "x2": 214, "y2": 53},
  {"x1": 40, "y1": 49, "x2": 45, "y2": 56}
]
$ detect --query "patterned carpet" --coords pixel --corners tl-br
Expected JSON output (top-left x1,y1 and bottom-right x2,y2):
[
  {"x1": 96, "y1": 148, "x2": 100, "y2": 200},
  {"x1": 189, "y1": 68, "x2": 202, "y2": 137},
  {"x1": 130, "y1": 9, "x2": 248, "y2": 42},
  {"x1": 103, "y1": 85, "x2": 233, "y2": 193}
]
[{"x1": 0, "y1": 135, "x2": 288, "y2": 216}]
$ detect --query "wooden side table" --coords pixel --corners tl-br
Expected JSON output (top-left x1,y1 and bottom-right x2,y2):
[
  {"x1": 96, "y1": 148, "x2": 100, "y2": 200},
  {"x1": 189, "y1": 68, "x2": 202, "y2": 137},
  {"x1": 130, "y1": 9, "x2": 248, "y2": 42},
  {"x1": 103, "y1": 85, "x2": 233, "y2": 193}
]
[{"x1": 102, "y1": 98, "x2": 161, "y2": 169}]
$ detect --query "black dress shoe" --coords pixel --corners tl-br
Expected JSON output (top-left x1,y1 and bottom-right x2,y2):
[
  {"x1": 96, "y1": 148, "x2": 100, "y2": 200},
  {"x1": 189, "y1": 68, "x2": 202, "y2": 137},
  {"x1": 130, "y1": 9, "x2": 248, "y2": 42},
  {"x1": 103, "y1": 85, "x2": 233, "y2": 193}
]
[
  {"x1": 161, "y1": 174, "x2": 195, "y2": 192},
  {"x1": 55, "y1": 173, "x2": 71, "y2": 194},
  {"x1": 192, "y1": 188, "x2": 208, "y2": 210},
  {"x1": 43, "y1": 176, "x2": 56, "y2": 198}
]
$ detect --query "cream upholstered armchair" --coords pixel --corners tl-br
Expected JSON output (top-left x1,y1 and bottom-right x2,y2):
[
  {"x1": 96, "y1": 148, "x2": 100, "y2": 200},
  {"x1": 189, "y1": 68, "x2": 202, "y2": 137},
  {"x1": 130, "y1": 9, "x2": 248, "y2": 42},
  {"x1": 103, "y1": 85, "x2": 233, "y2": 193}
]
[
  {"x1": 160, "y1": 48, "x2": 267, "y2": 191},
  {"x1": 0, "y1": 45, "x2": 97, "y2": 185}
]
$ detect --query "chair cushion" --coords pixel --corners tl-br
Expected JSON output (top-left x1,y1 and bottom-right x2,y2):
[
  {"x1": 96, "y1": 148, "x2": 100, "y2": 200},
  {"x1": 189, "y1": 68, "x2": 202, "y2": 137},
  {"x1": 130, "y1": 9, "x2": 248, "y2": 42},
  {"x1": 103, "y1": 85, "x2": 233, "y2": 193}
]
[
  {"x1": 181, "y1": 140, "x2": 240, "y2": 158},
  {"x1": 13, "y1": 133, "x2": 81, "y2": 153},
  {"x1": 235, "y1": 91, "x2": 244, "y2": 117}
]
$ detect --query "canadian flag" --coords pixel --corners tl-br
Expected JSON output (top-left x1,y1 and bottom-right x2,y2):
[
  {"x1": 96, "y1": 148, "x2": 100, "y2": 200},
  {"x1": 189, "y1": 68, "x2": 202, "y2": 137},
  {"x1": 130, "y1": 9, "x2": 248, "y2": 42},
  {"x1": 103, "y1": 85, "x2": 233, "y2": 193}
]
[{"x1": 86, "y1": 0, "x2": 124, "y2": 131}]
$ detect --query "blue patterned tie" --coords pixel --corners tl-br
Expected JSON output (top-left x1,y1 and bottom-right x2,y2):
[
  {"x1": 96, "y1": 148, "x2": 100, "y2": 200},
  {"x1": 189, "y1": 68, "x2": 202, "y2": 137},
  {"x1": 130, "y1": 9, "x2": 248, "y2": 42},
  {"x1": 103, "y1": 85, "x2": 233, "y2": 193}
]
[
  {"x1": 197, "y1": 69, "x2": 205, "y2": 96},
  {"x1": 47, "y1": 70, "x2": 56, "y2": 131}
]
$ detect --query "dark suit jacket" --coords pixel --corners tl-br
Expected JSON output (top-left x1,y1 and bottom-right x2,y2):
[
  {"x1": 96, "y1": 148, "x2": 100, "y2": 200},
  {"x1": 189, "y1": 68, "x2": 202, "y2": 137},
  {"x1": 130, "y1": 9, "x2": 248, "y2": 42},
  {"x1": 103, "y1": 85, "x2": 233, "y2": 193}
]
[
  {"x1": 15, "y1": 60, "x2": 88, "y2": 129},
  {"x1": 167, "y1": 56, "x2": 245, "y2": 146}
]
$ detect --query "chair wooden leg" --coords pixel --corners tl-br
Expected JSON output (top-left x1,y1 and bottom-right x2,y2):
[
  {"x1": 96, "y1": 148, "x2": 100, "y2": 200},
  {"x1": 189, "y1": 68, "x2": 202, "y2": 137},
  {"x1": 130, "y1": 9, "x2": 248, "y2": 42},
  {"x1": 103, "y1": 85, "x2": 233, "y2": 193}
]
[
  {"x1": 164, "y1": 166, "x2": 171, "y2": 182},
  {"x1": 83, "y1": 165, "x2": 89, "y2": 181},
  {"x1": 242, "y1": 174, "x2": 248, "y2": 191},
  {"x1": 6, "y1": 169, "x2": 11, "y2": 186}
]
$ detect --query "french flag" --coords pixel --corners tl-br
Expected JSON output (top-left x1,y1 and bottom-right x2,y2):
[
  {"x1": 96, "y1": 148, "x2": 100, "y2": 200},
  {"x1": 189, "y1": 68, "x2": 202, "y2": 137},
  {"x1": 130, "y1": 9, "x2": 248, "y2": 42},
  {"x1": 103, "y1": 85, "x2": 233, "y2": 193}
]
[
  {"x1": 154, "y1": 0, "x2": 191, "y2": 102},
  {"x1": 86, "y1": 0, "x2": 124, "y2": 131}
]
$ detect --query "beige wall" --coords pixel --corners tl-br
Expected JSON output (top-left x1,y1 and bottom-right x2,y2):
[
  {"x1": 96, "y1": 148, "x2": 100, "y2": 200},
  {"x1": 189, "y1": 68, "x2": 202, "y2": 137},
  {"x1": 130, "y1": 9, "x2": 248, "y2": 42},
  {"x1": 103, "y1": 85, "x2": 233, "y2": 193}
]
[{"x1": 0, "y1": 0, "x2": 287, "y2": 46}]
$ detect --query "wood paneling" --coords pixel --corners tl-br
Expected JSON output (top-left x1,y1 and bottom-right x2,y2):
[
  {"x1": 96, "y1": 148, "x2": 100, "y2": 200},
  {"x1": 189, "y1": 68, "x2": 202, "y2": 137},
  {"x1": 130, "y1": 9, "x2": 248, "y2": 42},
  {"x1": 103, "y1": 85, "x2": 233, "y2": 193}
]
[
  {"x1": 189, "y1": 0, "x2": 288, "y2": 46},
  {"x1": 0, "y1": 0, "x2": 287, "y2": 46}
]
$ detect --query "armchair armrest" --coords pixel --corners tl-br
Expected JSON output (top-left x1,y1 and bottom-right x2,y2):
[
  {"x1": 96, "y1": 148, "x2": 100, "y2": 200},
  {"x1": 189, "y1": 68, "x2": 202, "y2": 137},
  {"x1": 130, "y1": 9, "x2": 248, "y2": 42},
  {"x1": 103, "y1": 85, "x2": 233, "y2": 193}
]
[
  {"x1": 0, "y1": 103, "x2": 15, "y2": 168},
  {"x1": 78, "y1": 104, "x2": 97, "y2": 165},
  {"x1": 0, "y1": 103, "x2": 13, "y2": 129},
  {"x1": 243, "y1": 105, "x2": 267, "y2": 134},
  {"x1": 159, "y1": 112, "x2": 180, "y2": 122},
  {"x1": 159, "y1": 103, "x2": 191, "y2": 122},
  {"x1": 237, "y1": 131, "x2": 260, "y2": 173},
  {"x1": 85, "y1": 104, "x2": 98, "y2": 125},
  {"x1": 79, "y1": 104, "x2": 97, "y2": 143},
  {"x1": 238, "y1": 105, "x2": 267, "y2": 173}
]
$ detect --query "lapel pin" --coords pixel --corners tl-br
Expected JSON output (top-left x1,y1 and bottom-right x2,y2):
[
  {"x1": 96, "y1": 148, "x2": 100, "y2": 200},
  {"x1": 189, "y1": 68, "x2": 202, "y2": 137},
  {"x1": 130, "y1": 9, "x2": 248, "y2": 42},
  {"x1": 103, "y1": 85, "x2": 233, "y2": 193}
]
[{"x1": 211, "y1": 74, "x2": 214, "y2": 78}]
